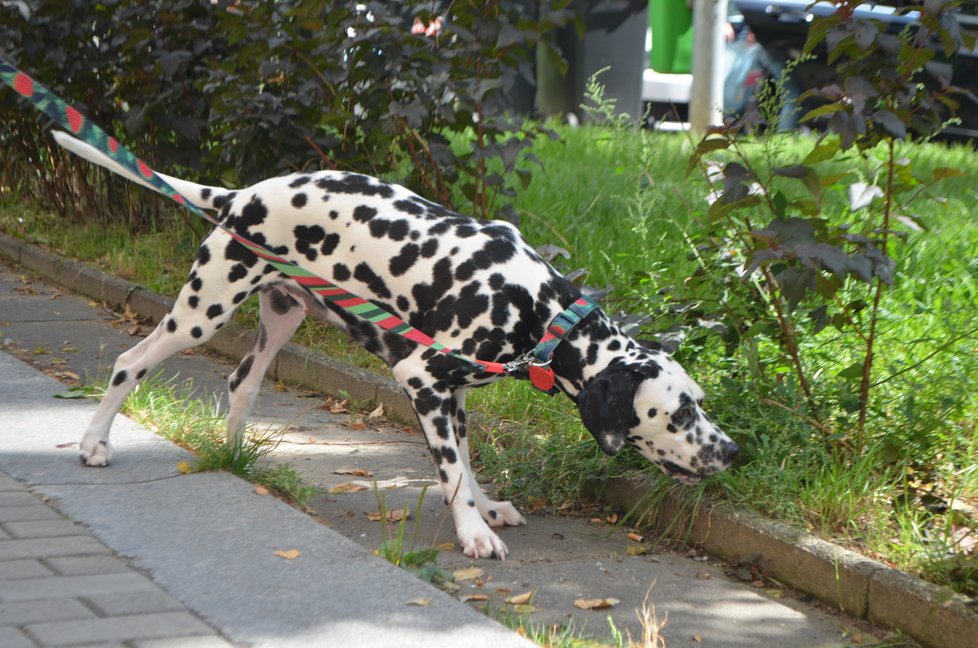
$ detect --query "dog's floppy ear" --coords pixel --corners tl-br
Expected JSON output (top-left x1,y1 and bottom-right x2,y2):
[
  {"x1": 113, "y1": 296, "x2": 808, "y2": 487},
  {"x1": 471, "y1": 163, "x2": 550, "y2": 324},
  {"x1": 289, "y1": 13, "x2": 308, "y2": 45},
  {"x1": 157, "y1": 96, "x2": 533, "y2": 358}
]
[{"x1": 576, "y1": 364, "x2": 641, "y2": 456}]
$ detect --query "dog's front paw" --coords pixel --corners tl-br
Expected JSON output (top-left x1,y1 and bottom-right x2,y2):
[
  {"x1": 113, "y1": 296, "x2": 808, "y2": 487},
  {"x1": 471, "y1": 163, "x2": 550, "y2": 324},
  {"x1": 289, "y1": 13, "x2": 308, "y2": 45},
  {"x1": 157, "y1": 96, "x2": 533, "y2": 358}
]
[
  {"x1": 79, "y1": 440, "x2": 112, "y2": 467},
  {"x1": 458, "y1": 520, "x2": 509, "y2": 560},
  {"x1": 484, "y1": 501, "x2": 527, "y2": 528}
]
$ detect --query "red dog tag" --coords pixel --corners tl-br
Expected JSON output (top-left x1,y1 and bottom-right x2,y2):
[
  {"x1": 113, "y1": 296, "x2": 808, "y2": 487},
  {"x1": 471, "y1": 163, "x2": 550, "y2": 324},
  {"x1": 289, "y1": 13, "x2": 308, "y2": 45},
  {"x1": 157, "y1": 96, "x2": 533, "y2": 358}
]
[{"x1": 528, "y1": 365, "x2": 556, "y2": 392}]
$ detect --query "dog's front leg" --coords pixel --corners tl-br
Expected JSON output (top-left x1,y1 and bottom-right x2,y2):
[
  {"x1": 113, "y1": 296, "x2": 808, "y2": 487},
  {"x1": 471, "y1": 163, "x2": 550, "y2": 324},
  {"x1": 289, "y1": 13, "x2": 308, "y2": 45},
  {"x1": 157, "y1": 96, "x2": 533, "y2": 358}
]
[
  {"x1": 451, "y1": 389, "x2": 526, "y2": 528},
  {"x1": 394, "y1": 358, "x2": 509, "y2": 559}
]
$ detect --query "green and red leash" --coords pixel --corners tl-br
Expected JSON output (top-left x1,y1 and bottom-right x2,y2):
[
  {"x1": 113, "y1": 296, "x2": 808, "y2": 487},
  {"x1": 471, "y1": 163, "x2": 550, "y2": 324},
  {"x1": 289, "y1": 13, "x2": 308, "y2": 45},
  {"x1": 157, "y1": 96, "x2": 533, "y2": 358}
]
[{"x1": 0, "y1": 56, "x2": 597, "y2": 392}]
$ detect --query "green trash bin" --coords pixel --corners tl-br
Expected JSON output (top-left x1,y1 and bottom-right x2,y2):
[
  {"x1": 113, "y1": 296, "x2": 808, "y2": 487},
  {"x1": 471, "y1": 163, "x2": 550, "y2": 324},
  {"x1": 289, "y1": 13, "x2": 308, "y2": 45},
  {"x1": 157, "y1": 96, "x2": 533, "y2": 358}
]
[{"x1": 649, "y1": 0, "x2": 694, "y2": 74}]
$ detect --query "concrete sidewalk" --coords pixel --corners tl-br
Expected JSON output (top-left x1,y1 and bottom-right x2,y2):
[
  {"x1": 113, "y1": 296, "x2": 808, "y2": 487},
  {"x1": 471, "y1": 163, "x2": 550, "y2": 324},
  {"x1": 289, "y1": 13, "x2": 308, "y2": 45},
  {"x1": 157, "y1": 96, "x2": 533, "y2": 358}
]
[{"x1": 0, "y1": 258, "x2": 900, "y2": 647}]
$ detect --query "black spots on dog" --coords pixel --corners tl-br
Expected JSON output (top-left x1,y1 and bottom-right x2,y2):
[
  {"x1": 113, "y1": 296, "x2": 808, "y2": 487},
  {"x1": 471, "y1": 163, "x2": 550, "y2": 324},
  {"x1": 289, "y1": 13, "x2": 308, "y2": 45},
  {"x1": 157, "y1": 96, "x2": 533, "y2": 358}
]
[
  {"x1": 440, "y1": 446, "x2": 458, "y2": 464},
  {"x1": 368, "y1": 217, "x2": 411, "y2": 241},
  {"x1": 432, "y1": 416, "x2": 452, "y2": 440},
  {"x1": 289, "y1": 175, "x2": 311, "y2": 189},
  {"x1": 396, "y1": 295, "x2": 411, "y2": 312},
  {"x1": 166, "y1": 319, "x2": 177, "y2": 333},
  {"x1": 191, "y1": 326, "x2": 204, "y2": 339},
  {"x1": 233, "y1": 291, "x2": 248, "y2": 305},
  {"x1": 316, "y1": 173, "x2": 395, "y2": 198},
  {"x1": 488, "y1": 510, "x2": 498, "y2": 520},
  {"x1": 394, "y1": 198, "x2": 424, "y2": 215},
  {"x1": 671, "y1": 392, "x2": 698, "y2": 430},
  {"x1": 412, "y1": 257, "x2": 454, "y2": 313},
  {"x1": 112, "y1": 370, "x2": 127, "y2": 387},
  {"x1": 190, "y1": 277, "x2": 203, "y2": 292},
  {"x1": 488, "y1": 273, "x2": 505, "y2": 290},
  {"x1": 353, "y1": 205, "x2": 378, "y2": 224},
  {"x1": 225, "y1": 239, "x2": 260, "y2": 268},
  {"x1": 333, "y1": 263, "x2": 352, "y2": 282},
  {"x1": 258, "y1": 325, "x2": 268, "y2": 353},
  {"x1": 229, "y1": 354, "x2": 254, "y2": 392},
  {"x1": 467, "y1": 499, "x2": 475, "y2": 507},
  {"x1": 427, "y1": 221, "x2": 450, "y2": 236},
  {"x1": 206, "y1": 304, "x2": 224, "y2": 320},
  {"x1": 291, "y1": 193, "x2": 308, "y2": 208},
  {"x1": 321, "y1": 233, "x2": 340, "y2": 256},
  {"x1": 667, "y1": 423, "x2": 678, "y2": 433},
  {"x1": 587, "y1": 343, "x2": 600, "y2": 365},
  {"x1": 235, "y1": 195, "x2": 269, "y2": 233},
  {"x1": 228, "y1": 265, "x2": 249, "y2": 283},
  {"x1": 200, "y1": 187, "x2": 212, "y2": 202},
  {"x1": 412, "y1": 388, "x2": 442, "y2": 417},
  {"x1": 188, "y1": 295, "x2": 199, "y2": 309},
  {"x1": 438, "y1": 468, "x2": 449, "y2": 483},
  {"x1": 212, "y1": 191, "x2": 236, "y2": 210},
  {"x1": 648, "y1": 408, "x2": 658, "y2": 418},
  {"x1": 268, "y1": 289, "x2": 300, "y2": 315},
  {"x1": 196, "y1": 245, "x2": 211, "y2": 266},
  {"x1": 294, "y1": 224, "x2": 326, "y2": 261},
  {"x1": 455, "y1": 224, "x2": 477, "y2": 238},
  {"x1": 136, "y1": 368, "x2": 147, "y2": 380},
  {"x1": 407, "y1": 377, "x2": 424, "y2": 389},
  {"x1": 607, "y1": 339, "x2": 622, "y2": 352},
  {"x1": 354, "y1": 263, "x2": 392, "y2": 299},
  {"x1": 390, "y1": 244, "x2": 420, "y2": 277},
  {"x1": 420, "y1": 238, "x2": 439, "y2": 258}
]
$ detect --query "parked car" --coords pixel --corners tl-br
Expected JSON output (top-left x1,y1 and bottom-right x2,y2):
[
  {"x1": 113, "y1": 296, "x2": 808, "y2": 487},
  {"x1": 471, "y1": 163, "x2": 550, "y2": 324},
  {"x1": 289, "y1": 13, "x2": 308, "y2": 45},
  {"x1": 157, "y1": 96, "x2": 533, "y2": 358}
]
[{"x1": 734, "y1": 0, "x2": 978, "y2": 139}]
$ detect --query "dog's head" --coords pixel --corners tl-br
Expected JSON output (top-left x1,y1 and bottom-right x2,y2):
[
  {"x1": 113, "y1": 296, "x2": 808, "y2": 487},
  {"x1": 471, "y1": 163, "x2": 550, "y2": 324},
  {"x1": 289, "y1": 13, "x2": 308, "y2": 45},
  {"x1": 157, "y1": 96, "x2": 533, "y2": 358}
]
[{"x1": 576, "y1": 356, "x2": 737, "y2": 484}]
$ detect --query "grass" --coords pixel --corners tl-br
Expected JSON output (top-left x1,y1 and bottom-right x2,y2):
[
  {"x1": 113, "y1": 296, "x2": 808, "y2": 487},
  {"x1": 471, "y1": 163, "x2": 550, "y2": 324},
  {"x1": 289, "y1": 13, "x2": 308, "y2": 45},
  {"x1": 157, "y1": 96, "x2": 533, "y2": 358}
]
[
  {"x1": 64, "y1": 373, "x2": 319, "y2": 508},
  {"x1": 2, "y1": 124, "x2": 976, "y2": 596}
]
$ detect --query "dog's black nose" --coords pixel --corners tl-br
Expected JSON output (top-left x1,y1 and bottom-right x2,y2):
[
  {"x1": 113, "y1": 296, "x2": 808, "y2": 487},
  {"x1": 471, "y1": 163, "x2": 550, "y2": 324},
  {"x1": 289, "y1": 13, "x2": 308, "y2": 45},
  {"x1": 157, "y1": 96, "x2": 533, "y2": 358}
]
[{"x1": 721, "y1": 440, "x2": 739, "y2": 464}]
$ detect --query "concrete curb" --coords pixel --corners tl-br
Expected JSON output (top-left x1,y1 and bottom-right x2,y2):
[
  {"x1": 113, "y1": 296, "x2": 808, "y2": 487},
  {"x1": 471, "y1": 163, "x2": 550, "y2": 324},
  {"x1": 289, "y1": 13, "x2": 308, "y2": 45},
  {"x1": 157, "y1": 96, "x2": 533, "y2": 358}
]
[{"x1": 2, "y1": 233, "x2": 976, "y2": 648}]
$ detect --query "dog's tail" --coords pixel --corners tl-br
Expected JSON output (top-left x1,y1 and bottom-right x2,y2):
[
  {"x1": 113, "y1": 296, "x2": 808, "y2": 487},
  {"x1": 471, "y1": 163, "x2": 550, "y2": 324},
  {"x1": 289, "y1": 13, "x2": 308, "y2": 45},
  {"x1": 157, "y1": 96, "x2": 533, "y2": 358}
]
[{"x1": 51, "y1": 131, "x2": 234, "y2": 210}]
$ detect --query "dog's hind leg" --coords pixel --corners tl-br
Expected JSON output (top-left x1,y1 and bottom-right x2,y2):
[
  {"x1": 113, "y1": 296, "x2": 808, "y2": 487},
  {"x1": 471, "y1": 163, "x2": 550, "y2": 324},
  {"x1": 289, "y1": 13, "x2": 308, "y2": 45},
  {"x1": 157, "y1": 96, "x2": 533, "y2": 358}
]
[
  {"x1": 80, "y1": 235, "x2": 262, "y2": 466},
  {"x1": 225, "y1": 285, "x2": 307, "y2": 445},
  {"x1": 452, "y1": 389, "x2": 526, "y2": 528}
]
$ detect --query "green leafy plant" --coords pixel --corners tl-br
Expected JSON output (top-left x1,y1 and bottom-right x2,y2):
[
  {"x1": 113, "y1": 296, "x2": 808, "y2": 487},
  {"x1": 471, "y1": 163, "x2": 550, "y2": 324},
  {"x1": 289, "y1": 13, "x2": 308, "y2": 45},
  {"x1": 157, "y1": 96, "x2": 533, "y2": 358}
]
[
  {"x1": 679, "y1": 0, "x2": 975, "y2": 446},
  {"x1": 373, "y1": 483, "x2": 448, "y2": 584}
]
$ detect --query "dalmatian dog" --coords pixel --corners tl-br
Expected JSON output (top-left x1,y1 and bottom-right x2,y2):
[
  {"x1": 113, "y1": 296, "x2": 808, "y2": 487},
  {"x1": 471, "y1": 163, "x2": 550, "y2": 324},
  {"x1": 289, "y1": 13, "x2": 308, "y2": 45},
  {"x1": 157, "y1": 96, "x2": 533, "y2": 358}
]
[{"x1": 54, "y1": 131, "x2": 738, "y2": 560}]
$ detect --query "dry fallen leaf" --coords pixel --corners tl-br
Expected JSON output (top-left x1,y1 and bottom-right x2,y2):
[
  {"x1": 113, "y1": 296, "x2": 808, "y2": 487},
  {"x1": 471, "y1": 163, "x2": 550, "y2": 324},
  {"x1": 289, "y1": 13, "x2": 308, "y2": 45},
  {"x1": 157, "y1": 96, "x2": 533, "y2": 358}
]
[
  {"x1": 367, "y1": 510, "x2": 407, "y2": 523},
  {"x1": 175, "y1": 461, "x2": 192, "y2": 474},
  {"x1": 574, "y1": 597, "x2": 620, "y2": 610},
  {"x1": 349, "y1": 420, "x2": 367, "y2": 431},
  {"x1": 334, "y1": 467, "x2": 373, "y2": 477},
  {"x1": 438, "y1": 542, "x2": 456, "y2": 551},
  {"x1": 329, "y1": 482, "x2": 368, "y2": 494},
  {"x1": 274, "y1": 548, "x2": 301, "y2": 560},
  {"x1": 254, "y1": 485, "x2": 269, "y2": 496},
  {"x1": 368, "y1": 404, "x2": 385, "y2": 418},
  {"x1": 461, "y1": 593, "x2": 488, "y2": 602},
  {"x1": 453, "y1": 566, "x2": 485, "y2": 581},
  {"x1": 406, "y1": 598, "x2": 431, "y2": 607},
  {"x1": 696, "y1": 571, "x2": 711, "y2": 580},
  {"x1": 506, "y1": 591, "x2": 533, "y2": 605}
]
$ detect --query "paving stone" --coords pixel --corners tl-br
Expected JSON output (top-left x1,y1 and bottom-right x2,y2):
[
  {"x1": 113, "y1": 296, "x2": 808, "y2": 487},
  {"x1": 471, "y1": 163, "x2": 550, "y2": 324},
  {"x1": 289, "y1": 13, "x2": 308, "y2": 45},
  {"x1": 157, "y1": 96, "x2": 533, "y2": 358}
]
[
  {"x1": 26, "y1": 611, "x2": 215, "y2": 646},
  {"x1": 0, "y1": 504, "x2": 61, "y2": 522},
  {"x1": 84, "y1": 590, "x2": 185, "y2": 616},
  {"x1": 0, "y1": 597, "x2": 94, "y2": 625},
  {"x1": 3, "y1": 519, "x2": 85, "y2": 539},
  {"x1": 46, "y1": 555, "x2": 133, "y2": 576},
  {"x1": 133, "y1": 637, "x2": 234, "y2": 648},
  {"x1": 0, "y1": 559, "x2": 53, "y2": 579},
  {"x1": 0, "y1": 474, "x2": 25, "y2": 491},
  {"x1": 0, "y1": 492, "x2": 36, "y2": 507},
  {"x1": 0, "y1": 572, "x2": 158, "y2": 602},
  {"x1": 0, "y1": 535, "x2": 107, "y2": 561},
  {"x1": 0, "y1": 626, "x2": 34, "y2": 648}
]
